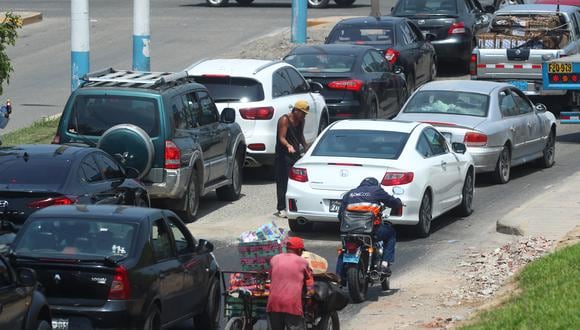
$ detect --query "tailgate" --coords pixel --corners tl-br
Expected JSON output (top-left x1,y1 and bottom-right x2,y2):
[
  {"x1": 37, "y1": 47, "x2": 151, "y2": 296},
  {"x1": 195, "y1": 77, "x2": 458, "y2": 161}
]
[{"x1": 475, "y1": 49, "x2": 559, "y2": 80}]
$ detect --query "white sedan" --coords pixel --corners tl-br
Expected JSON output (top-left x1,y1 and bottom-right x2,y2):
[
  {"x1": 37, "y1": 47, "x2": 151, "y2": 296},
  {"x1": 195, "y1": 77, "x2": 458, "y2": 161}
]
[{"x1": 285, "y1": 120, "x2": 475, "y2": 238}]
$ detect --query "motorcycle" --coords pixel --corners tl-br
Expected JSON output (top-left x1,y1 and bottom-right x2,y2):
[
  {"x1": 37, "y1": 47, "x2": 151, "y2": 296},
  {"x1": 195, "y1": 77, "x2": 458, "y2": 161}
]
[{"x1": 305, "y1": 273, "x2": 348, "y2": 330}]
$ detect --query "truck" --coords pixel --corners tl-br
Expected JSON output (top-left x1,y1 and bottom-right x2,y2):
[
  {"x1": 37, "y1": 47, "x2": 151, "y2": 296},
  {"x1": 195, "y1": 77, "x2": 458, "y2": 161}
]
[{"x1": 543, "y1": 53, "x2": 580, "y2": 123}]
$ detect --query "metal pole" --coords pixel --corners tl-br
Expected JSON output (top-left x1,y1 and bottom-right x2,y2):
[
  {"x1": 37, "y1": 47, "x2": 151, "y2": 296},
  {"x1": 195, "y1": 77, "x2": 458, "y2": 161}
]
[
  {"x1": 133, "y1": 0, "x2": 150, "y2": 71},
  {"x1": 370, "y1": 0, "x2": 381, "y2": 17},
  {"x1": 291, "y1": 0, "x2": 307, "y2": 44},
  {"x1": 71, "y1": 0, "x2": 90, "y2": 91}
]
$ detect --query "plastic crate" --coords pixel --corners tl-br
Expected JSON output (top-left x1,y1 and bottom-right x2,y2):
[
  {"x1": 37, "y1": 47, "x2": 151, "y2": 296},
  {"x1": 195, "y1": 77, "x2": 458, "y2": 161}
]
[
  {"x1": 224, "y1": 294, "x2": 268, "y2": 319},
  {"x1": 237, "y1": 236, "x2": 287, "y2": 272}
]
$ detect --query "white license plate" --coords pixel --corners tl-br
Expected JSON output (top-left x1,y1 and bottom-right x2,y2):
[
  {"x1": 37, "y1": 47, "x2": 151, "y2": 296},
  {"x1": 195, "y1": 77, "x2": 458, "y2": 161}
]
[
  {"x1": 329, "y1": 200, "x2": 341, "y2": 213},
  {"x1": 52, "y1": 319, "x2": 69, "y2": 330}
]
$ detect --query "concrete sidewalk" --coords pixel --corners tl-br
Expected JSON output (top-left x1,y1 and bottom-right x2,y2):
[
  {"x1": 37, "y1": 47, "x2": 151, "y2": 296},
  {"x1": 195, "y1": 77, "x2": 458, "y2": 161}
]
[
  {"x1": 1, "y1": 11, "x2": 42, "y2": 26},
  {"x1": 496, "y1": 172, "x2": 580, "y2": 239}
]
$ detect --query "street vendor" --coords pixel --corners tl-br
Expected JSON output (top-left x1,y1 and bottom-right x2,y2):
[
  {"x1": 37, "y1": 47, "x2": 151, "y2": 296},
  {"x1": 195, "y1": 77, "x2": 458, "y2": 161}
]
[{"x1": 267, "y1": 236, "x2": 315, "y2": 330}]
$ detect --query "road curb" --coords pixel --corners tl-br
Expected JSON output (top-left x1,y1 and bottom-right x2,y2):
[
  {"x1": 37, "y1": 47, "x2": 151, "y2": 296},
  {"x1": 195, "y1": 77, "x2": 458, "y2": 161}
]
[
  {"x1": 496, "y1": 215, "x2": 526, "y2": 236},
  {"x1": 1, "y1": 11, "x2": 43, "y2": 26},
  {"x1": 307, "y1": 16, "x2": 356, "y2": 27}
]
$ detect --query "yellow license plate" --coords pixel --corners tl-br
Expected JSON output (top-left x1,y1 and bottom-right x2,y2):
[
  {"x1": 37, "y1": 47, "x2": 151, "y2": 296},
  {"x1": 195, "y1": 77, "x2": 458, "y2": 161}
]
[{"x1": 548, "y1": 62, "x2": 572, "y2": 73}]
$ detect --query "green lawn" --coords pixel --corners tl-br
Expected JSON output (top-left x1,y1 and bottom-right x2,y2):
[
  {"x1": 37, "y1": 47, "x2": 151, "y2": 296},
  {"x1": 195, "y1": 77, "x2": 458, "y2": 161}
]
[
  {"x1": 462, "y1": 243, "x2": 580, "y2": 330},
  {"x1": 1, "y1": 117, "x2": 60, "y2": 146}
]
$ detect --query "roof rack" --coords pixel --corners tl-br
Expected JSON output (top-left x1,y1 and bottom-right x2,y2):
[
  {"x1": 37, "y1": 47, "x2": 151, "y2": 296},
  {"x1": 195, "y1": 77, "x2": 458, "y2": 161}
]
[
  {"x1": 253, "y1": 60, "x2": 284, "y2": 75},
  {"x1": 81, "y1": 68, "x2": 190, "y2": 88}
]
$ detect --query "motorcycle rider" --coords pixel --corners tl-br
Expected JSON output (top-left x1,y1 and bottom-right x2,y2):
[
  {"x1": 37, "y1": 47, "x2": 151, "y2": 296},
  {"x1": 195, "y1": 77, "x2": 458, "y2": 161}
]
[{"x1": 336, "y1": 177, "x2": 403, "y2": 280}]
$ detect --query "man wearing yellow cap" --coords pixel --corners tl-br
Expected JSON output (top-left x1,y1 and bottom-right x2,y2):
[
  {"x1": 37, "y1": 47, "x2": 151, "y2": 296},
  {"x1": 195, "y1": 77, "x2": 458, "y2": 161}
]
[{"x1": 274, "y1": 100, "x2": 309, "y2": 218}]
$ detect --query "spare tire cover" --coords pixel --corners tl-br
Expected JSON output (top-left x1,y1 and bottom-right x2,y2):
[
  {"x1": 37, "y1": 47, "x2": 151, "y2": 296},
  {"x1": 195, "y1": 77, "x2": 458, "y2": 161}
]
[{"x1": 97, "y1": 124, "x2": 154, "y2": 180}]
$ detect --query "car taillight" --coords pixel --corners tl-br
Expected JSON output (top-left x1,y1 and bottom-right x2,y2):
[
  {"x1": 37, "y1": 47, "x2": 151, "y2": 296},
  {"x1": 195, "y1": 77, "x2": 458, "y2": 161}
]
[
  {"x1": 327, "y1": 79, "x2": 363, "y2": 92},
  {"x1": 469, "y1": 54, "x2": 477, "y2": 75},
  {"x1": 27, "y1": 196, "x2": 77, "y2": 208},
  {"x1": 51, "y1": 134, "x2": 60, "y2": 144},
  {"x1": 345, "y1": 241, "x2": 358, "y2": 253},
  {"x1": 385, "y1": 48, "x2": 400, "y2": 65},
  {"x1": 108, "y1": 266, "x2": 131, "y2": 300},
  {"x1": 390, "y1": 207, "x2": 403, "y2": 217},
  {"x1": 164, "y1": 140, "x2": 181, "y2": 170},
  {"x1": 381, "y1": 172, "x2": 414, "y2": 186},
  {"x1": 289, "y1": 167, "x2": 308, "y2": 182},
  {"x1": 464, "y1": 132, "x2": 487, "y2": 147},
  {"x1": 239, "y1": 107, "x2": 274, "y2": 120},
  {"x1": 448, "y1": 22, "x2": 466, "y2": 35}
]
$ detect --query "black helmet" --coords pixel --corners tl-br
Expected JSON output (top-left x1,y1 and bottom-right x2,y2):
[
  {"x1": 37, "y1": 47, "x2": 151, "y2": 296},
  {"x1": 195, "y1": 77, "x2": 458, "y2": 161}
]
[{"x1": 360, "y1": 177, "x2": 379, "y2": 187}]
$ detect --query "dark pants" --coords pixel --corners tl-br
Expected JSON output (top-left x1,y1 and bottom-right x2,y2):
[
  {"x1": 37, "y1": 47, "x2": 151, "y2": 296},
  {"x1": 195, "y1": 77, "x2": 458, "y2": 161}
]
[
  {"x1": 275, "y1": 155, "x2": 294, "y2": 211},
  {"x1": 268, "y1": 312, "x2": 306, "y2": 330}
]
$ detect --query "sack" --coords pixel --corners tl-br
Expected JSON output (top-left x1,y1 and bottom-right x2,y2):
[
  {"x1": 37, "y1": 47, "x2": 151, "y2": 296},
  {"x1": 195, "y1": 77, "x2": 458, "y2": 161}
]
[
  {"x1": 340, "y1": 211, "x2": 374, "y2": 234},
  {"x1": 313, "y1": 281, "x2": 349, "y2": 312},
  {"x1": 302, "y1": 251, "x2": 328, "y2": 274}
]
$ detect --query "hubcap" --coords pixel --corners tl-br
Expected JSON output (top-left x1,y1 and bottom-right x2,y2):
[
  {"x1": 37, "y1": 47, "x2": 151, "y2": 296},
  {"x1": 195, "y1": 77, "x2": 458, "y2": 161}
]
[
  {"x1": 464, "y1": 174, "x2": 473, "y2": 210},
  {"x1": 546, "y1": 134, "x2": 555, "y2": 163},
  {"x1": 431, "y1": 62, "x2": 437, "y2": 79},
  {"x1": 309, "y1": 0, "x2": 323, "y2": 5},
  {"x1": 500, "y1": 149, "x2": 510, "y2": 181},
  {"x1": 233, "y1": 158, "x2": 241, "y2": 193},
  {"x1": 189, "y1": 180, "x2": 197, "y2": 215},
  {"x1": 421, "y1": 195, "x2": 431, "y2": 233}
]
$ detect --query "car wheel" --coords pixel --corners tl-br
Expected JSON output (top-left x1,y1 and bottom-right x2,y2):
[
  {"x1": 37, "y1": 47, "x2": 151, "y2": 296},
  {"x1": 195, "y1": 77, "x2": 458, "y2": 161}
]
[
  {"x1": 206, "y1": 0, "x2": 229, "y2": 7},
  {"x1": 318, "y1": 311, "x2": 340, "y2": 330},
  {"x1": 368, "y1": 100, "x2": 378, "y2": 119},
  {"x1": 194, "y1": 276, "x2": 221, "y2": 330},
  {"x1": 235, "y1": 0, "x2": 254, "y2": 5},
  {"x1": 224, "y1": 317, "x2": 244, "y2": 330},
  {"x1": 415, "y1": 192, "x2": 432, "y2": 238},
  {"x1": 216, "y1": 151, "x2": 243, "y2": 201},
  {"x1": 179, "y1": 169, "x2": 200, "y2": 223},
  {"x1": 36, "y1": 320, "x2": 51, "y2": 330},
  {"x1": 539, "y1": 129, "x2": 556, "y2": 168},
  {"x1": 334, "y1": 0, "x2": 355, "y2": 7},
  {"x1": 308, "y1": 0, "x2": 330, "y2": 8},
  {"x1": 456, "y1": 170, "x2": 474, "y2": 217},
  {"x1": 144, "y1": 305, "x2": 161, "y2": 330},
  {"x1": 493, "y1": 146, "x2": 511, "y2": 184},
  {"x1": 429, "y1": 58, "x2": 437, "y2": 81},
  {"x1": 288, "y1": 219, "x2": 314, "y2": 232},
  {"x1": 318, "y1": 113, "x2": 329, "y2": 135}
]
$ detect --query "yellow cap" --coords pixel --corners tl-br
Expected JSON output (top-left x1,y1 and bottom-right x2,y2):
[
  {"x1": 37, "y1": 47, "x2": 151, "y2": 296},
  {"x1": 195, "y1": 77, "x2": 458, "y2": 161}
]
[{"x1": 293, "y1": 100, "x2": 310, "y2": 114}]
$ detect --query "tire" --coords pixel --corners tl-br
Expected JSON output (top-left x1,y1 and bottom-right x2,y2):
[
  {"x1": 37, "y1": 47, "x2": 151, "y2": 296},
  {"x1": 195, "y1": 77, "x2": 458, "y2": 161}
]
[
  {"x1": 37, "y1": 320, "x2": 51, "y2": 330},
  {"x1": 318, "y1": 311, "x2": 340, "y2": 330},
  {"x1": 308, "y1": 0, "x2": 331, "y2": 8},
  {"x1": 415, "y1": 192, "x2": 432, "y2": 238},
  {"x1": 194, "y1": 276, "x2": 221, "y2": 330},
  {"x1": 206, "y1": 0, "x2": 229, "y2": 7},
  {"x1": 224, "y1": 317, "x2": 244, "y2": 330},
  {"x1": 381, "y1": 275, "x2": 390, "y2": 291},
  {"x1": 428, "y1": 57, "x2": 437, "y2": 81},
  {"x1": 368, "y1": 101, "x2": 378, "y2": 119},
  {"x1": 235, "y1": 0, "x2": 254, "y2": 5},
  {"x1": 493, "y1": 145, "x2": 511, "y2": 184},
  {"x1": 455, "y1": 170, "x2": 474, "y2": 217},
  {"x1": 143, "y1": 305, "x2": 161, "y2": 330},
  {"x1": 346, "y1": 263, "x2": 368, "y2": 303},
  {"x1": 318, "y1": 113, "x2": 329, "y2": 135},
  {"x1": 178, "y1": 169, "x2": 200, "y2": 223},
  {"x1": 289, "y1": 219, "x2": 314, "y2": 232},
  {"x1": 216, "y1": 151, "x2": 243, "y2": 201},
  {"x1": 539, "y1": 129, "x2": 556, "y2": 168},
  {"x1": 334, "y1": 0, "x2": 355, "y2": 7}
]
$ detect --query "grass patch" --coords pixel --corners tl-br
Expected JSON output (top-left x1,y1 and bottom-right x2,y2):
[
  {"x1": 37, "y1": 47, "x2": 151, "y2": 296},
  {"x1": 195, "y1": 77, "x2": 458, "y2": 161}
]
[
  {"x1": 462, "y1": 243, "x2": 580, "y2": 330},
  {"x1": 1, "y1": 117, "x2": 59, "y2": 146}
]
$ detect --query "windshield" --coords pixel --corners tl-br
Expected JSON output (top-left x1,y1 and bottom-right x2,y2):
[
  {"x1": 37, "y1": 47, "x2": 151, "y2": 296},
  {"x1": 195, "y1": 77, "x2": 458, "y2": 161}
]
[
  {"x1": 194, "y1": 76, "x2": 264, "y2": 103},
  {"x1": 68, "y1": 95, "x2": 160, "y2": 137},
  {"x1": 13, "y1": 218, "x2": 138, "y2": 260},
  {"x1": 284, "y1": 54, "x2": 356, "y2": 73},
  {"x1": 312, "y1": 129, "x2": 409, "y2": 160},
  {"x1": 327, "y1": 26, "x2": 395, "y2": 46},
  {"x1": 403, "y1": 91, "x2": 490, "y2": 117},
  {"x1": 0, "y1": 157, "x2": 70, "y2": 189},
  {"x1": 393, "y1": 0, "x2": 458, "y2": 16}
]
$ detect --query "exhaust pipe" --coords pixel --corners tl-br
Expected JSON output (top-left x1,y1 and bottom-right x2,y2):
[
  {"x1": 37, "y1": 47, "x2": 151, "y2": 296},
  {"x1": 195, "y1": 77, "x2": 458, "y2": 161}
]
[{"x1": 297, "y1": 217, "x2": 308, "y2": 225}]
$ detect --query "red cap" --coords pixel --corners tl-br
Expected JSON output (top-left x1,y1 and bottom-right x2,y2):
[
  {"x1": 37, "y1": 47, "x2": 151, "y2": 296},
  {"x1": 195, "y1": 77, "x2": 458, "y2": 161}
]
[{"x1": 286, "y1": 237, "x2": 305, "y2": 250}]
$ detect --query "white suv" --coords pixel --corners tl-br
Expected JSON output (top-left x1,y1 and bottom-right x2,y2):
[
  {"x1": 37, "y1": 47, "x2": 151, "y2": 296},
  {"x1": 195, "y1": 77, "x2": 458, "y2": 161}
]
[{"x1": 187, "y1": 59, "x2": 329, "y2": 167}]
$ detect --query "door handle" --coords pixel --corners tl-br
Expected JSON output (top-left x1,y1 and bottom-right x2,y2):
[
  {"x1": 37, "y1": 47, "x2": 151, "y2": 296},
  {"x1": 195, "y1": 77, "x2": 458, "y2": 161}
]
[
  {"x1": 527, "y1": 122, "x2": 533, "y2": 128},
  {"x1": 510, "y1": 126, "x2": 516, "y2": 132},
  {"x1": 441, "y1": 161, "x2": 447, "y2": 169}
]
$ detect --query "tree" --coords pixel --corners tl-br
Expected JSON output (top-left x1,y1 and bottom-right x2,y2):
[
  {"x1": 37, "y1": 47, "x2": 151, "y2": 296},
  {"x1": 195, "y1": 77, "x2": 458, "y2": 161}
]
[{"x1": 0, "y1": 12, "x2": 21, "y2": 95}]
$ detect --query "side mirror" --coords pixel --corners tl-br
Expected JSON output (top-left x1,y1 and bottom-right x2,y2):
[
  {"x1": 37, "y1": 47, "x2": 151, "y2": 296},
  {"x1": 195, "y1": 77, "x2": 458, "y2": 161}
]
[
  {"x1": 308, "y1": 81, "x2": 324, "y2": 93},
  {"x1": 197, "y1": 239, "x2": 214, "y2": 253},
  {"x1": 484, "y1": 5, "x2": 495, "y2": 14},
  {"x1": 535, "y1": 103, "x2": 547, "y2": 112},
  {"x1": 452, "y1": 142, "x2": 467, "y2": 154},
  {"x1": 18, "y1": 268, "x2": 37, "y2": 287},
  {"x1": 393, "y1": 66, "x2": 404, "y2": 75},
  {"x1": 221, "y1": 108, "x2": 236, "y2": 124},
  {"x1": 425, "y1": 33, "x2": 436, "y2": 42},
  {"x1": 125, "y1": 167, "x2": 141, "y2": 179}
]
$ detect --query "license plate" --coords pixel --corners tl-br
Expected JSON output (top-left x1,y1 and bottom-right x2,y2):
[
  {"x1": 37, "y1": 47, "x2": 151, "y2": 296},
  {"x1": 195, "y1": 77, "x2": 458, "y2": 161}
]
[
  {"x1": 548, "y1": 62, "x2": 572, "y2": 73},
  {"x1": 329, "y1": 200, "x2": 341, "y2": 213},
  {"x1": 52, "y1": 319, "x2": 69, "y2": 330},
  {"x1": 509, "y1": 81, "x2": 528, "y2": 91},
  {"x1": 343, "y1": 253, "x2": 360, "y2": 264}
]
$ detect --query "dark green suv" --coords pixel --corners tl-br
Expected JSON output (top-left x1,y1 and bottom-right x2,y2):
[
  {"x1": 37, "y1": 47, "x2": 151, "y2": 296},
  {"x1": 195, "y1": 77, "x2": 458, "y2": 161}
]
[{"x1": 54, "y1": 68, "x2": 246, "y2": 222}]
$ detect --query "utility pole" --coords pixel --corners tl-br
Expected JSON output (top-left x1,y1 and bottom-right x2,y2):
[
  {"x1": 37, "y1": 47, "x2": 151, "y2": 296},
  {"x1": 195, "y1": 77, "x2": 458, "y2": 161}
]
[
  {"x1": 133, "y1": 0, "x2": 150, "y2": 71},
  {"x1": 71, "y1": 0, "x2": 90, "y2": 91},
  {"x1": 291, "y1": 0, "x2": 307, "y2": 44},
  {"x1": 370, "y1": 0, "x2": 381, "y2": 17}
]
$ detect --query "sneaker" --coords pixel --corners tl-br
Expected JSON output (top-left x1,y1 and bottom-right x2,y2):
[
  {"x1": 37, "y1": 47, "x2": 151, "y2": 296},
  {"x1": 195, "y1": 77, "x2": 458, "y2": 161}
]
[{"x1": 273, "y1": 210, "x2": 288, "y2": 218}]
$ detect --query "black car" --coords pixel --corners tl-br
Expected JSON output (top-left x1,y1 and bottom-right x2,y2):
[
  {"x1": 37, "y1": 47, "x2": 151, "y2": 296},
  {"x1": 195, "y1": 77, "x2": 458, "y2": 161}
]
[
  {"x1": 325, "y1": 16, "x2": 438, "y2": 92},
  {"x1": 391, "y1": 0, "x2": 491, "y2": 70},
  {"x1": 0, "y1": 255, "x2": 51, "y2": 330},
  {"x1": 284, "y1": 44, "x2": 407, "y2": 121},
  {"x1": 0, "y1": 144, "x2": 149, "y2": 229},
  {"x1": 9, "y1": 205, "x2": 221, "y2": 329}
]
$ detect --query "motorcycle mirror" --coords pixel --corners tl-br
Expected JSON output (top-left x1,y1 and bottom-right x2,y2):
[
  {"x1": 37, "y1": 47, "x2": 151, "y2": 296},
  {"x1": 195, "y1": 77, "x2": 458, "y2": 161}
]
[{"x1": 392, "y1": 187, "x2": 404, "y2": 195}]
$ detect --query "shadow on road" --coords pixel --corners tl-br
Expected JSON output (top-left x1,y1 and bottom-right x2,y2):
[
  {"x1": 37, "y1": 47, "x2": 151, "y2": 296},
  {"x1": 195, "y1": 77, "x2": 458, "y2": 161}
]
[
  {"x1": 437, "y1": 61, "x2": 470, "y2": 79},
  {"x1": 557, "y1": 131, "x2": 580, "y2": 144}
]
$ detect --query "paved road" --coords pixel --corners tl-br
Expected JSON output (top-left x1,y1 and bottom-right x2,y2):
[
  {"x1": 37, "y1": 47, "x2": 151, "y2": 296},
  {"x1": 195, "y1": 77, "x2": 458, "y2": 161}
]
[{"x1": 3, "y1": 0, "x2": 398, "y2": 132}]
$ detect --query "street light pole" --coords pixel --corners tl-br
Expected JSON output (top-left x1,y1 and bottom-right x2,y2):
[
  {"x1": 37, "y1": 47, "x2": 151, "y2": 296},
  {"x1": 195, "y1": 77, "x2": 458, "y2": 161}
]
[
  {"x1": 291, "y1": 0, "x2": 307, "y2": 43},
  {"x1": 71, "y1": 0, "x2": 90, "y2": 91},
  {"x1": 370, "y1": 0, "x2": 381, "y2": 17},
  {"x1": 133, "y1": 0, "x2": 150, "y2": 71}
]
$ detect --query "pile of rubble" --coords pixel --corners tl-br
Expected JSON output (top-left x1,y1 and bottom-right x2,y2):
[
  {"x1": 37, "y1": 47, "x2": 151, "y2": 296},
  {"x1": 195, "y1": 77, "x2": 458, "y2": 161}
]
[{"x1": 452, "y1": 236, "x2": 554, "y2": 302}]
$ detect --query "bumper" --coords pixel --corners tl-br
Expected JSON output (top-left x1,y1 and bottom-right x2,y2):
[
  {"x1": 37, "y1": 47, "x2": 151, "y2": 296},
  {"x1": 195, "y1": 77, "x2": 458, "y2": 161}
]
[
  {"x1": 144, "y1": 167, "x2": 190, "y2": 199},
  {"x1": 468, "y1": 146, "x2": 503, "y2": 173},
  {"x1": 244, "y1": 152, "x2": 275, "y2": 167},
  {"x1": 326, "y1": 100, "x2": 366, "y2": 122},
  {"x1": 473, "y1": 79, "x2": 567, "y2": 96},
  {"x1": 244, "y1": 132, "x2": 276, "y2": 167},
  {"x1": 50, "y1": 300, "x2": 141, "y2": 329},
  {"x1": 432, "y1": 38, "x2": 471, "y2": 61}
]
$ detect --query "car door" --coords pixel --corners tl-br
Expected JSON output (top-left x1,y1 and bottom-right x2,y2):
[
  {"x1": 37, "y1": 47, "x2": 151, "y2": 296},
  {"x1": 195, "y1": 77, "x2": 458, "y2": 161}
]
[
  {"x1": 93, "y1": 152, "x2": 129, "y2": 204},
  {"x1": 170, "y1": 92, "x2": 203, "y2": 181},
  {"x1": 367, "y1": 50, "x2": 396, "y2": 117},
  {"x1": 284, "y1": 67, "x2": 319, "y2": 143},
  {"x1": 0, "y1": 258, "x2": 27, "y2": 329},
  {"x1": 165, "y1": 214, "x2": 211, "y2": 316},
  {"x1": 511, "y1": 88, "x2": 545, "y2": 156},
  {"x1": 498, "y1": 89, "x2": 528, "y2": 162},
  {"x1": 79, "y1": 154, "x2": 120, "y2": 205},
  {"x1": 197, "y1": 90, "x2": 230, "y2": 181},
  {"x1": 408, "y1": 21, "x2": 432, "y2": 83}
]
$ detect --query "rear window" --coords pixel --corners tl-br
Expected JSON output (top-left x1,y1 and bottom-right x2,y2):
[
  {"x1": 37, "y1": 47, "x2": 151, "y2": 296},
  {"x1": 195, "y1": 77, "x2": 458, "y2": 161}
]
[
  {"x1": 328, "y1": 27, "x2": 395, "y2": 46},
  {"x1": 67, "y1": 95, "x2": 160, "y2": 137},
  {"x1": 13, "y1": 218, "x2": 138, "y2": 260},
  {"x1": 312, "y1": 129, "x2": 409, "y2": 160},
  {"x1": 194, "y1": 76, "x2": 264, "y2": 102},
  {"x1": 0, "y1": 158, "x2": 70, "y2": 189},
  {"x1": 284, "y1": 54, "x2": 356, "y2": 73},
  {"x1": 394, "y1": 0, "x2": 458, "y2": 16},
  {"x1": 403, "y1": 91, "x2": 489, "y2": 117}
]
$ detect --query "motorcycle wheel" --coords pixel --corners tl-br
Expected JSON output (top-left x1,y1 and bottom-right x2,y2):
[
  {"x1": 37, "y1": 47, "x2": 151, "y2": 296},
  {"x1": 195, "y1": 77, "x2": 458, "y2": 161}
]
[
  {"x1": 381, "y1": 275, "x2": 390, "y2": 291},
  {"x1": 317, "y1": 311, "x2": 340, "y2": 330},
  {"x1": 346, "y1": 263, "x2": 368, "y2": 303}
]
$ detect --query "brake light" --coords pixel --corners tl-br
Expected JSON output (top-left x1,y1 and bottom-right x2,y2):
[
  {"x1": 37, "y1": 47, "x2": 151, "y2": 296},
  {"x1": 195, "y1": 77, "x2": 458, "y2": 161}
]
[
  {"x1": 164, "y1": 140, "x2": 181, "y2": 169},
  {"x1": 390, "y1": 207, "x2": 403, "y2": 217},
  {"x1": 27, "y1": 196, "x2": 77, "y2": 208},
  {"x1": 381, "y1": 172, "x2": 414, "y2": 186},
  {"x1": 448, "y1": 22, "x2": 466, "y2": 35},
  {"x1": 289, "y1": 167, "x2": 308, "y2": 182},
  {"x1": 327, "y1": 79, "x2": 363, "y2": 92},
  {"x1": 385, "y1": 48, "x2": 400, "y2": 65},
  {"x1": 345, "y1": 241, "x2": 358, "y2": 253},
  {"x1": 239, "y1": 107, "x2": 274, "y2": 120},
  {"x1": 469, "y1": 54, "x2": 477, "y2": 75},
  {"x1": 464, "y1": 132, "x2": 487, "y2": 147},
  {"x1": 51, "y1": 134, "x2": 61, "y2": 144},
  {"x1": 108, "y1": 266, "x2": 131, "y2": 300}
]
